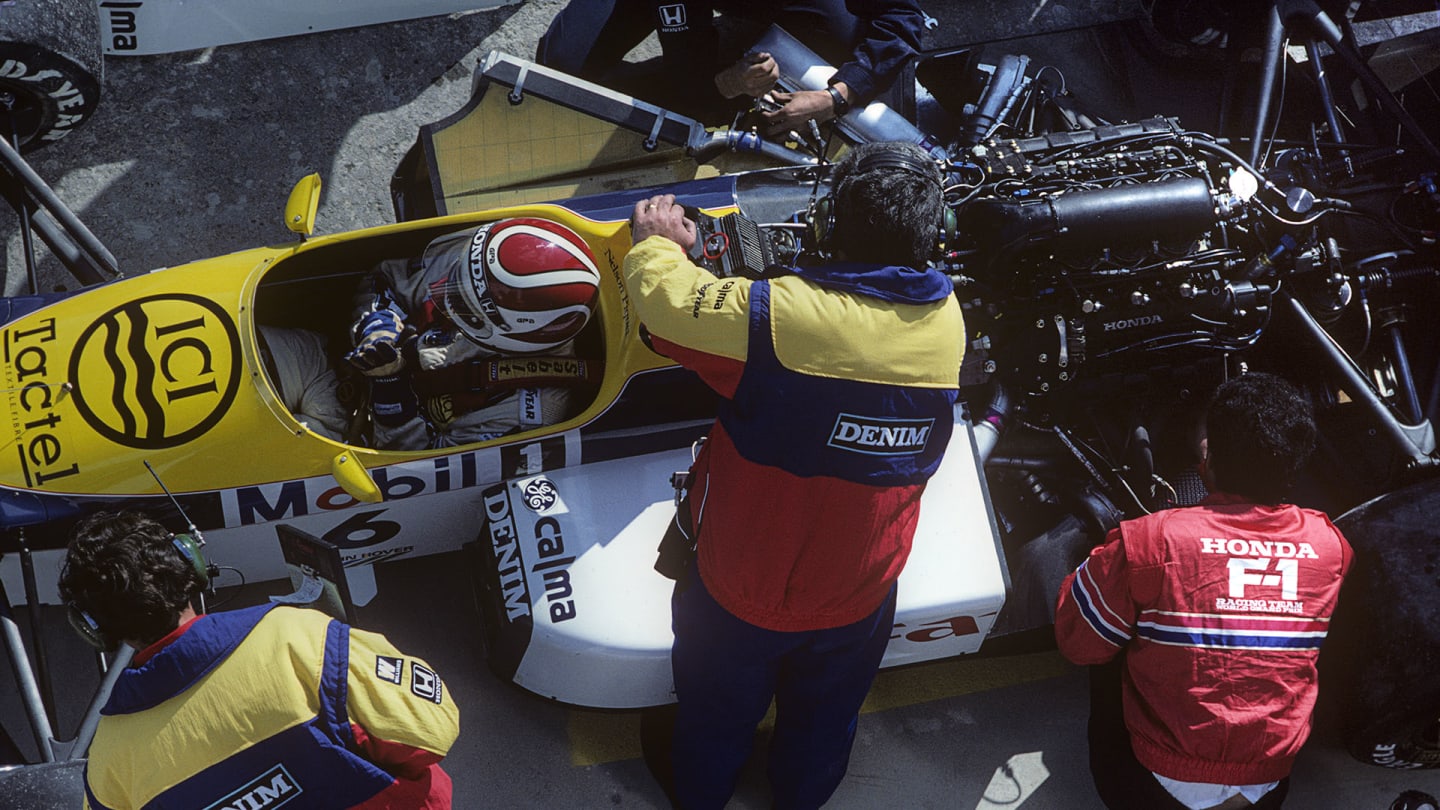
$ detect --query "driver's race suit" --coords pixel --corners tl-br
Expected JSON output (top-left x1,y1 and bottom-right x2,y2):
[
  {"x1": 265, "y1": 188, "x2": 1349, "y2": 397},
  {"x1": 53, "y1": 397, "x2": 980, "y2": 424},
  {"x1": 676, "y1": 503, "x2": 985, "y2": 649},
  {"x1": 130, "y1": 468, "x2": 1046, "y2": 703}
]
[
  {"x1": 354, "y1": 258, "x2": 582, "y2": 449},
  {"x1": 1055, "y1": 493, "x2": 1352, "y2": 787},
  {"x1": 83, "y1": 604, "x2": 458, "y2": 810}
]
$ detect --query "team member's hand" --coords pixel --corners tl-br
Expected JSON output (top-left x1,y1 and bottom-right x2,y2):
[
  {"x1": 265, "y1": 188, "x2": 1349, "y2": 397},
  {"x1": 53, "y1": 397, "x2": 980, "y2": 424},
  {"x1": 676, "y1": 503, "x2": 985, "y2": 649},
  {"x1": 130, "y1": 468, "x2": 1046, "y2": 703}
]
[
  {"x1": 347, "y1": 303, "x2": 410, "y2": 376},
  {"x1": 715, "y1": 51, "x2": 778, "y2": 99},
  {"x1": 762, "y1": 87, "x2": 846, "y2": 136},
  {"x1": 631, "y1": 194, "x2": 697, "y2": 251}
]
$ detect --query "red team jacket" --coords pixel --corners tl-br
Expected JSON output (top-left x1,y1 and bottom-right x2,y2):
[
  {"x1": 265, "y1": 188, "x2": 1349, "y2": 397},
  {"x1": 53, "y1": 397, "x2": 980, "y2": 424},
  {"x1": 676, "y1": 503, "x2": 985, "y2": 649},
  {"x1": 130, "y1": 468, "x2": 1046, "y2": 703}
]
[{"x1": 1055, "y1": 493, "x2": 1352, "y2": 785}]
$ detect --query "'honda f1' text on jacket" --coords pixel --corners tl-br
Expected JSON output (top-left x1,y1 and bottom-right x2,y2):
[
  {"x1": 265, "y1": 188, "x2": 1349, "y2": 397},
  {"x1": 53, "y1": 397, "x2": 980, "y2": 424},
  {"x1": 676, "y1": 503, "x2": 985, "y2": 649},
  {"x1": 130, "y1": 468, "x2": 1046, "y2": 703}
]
[{"x1": 1055, "y1": 493, "x2": 1352, "y2": 785}]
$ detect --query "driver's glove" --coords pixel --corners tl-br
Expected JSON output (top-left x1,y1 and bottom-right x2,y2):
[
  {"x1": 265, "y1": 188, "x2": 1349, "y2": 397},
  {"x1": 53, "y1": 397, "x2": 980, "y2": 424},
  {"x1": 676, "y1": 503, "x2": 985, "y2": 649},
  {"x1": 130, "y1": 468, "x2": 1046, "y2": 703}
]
[
  {"x1": 347, "y1": 296, "x2": 410, "y2": 377},
  {"x1": 369, "y1": 374, "x2": 418, "y2": 428}
]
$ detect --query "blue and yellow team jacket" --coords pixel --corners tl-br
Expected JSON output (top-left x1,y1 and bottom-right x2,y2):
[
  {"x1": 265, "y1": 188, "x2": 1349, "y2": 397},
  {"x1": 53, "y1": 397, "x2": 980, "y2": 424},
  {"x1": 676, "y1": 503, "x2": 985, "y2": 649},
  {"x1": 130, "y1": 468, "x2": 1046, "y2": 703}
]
[
  {"x1": 624, "y1": 237, "x2": 964, "y2": 631},
  {"x1": 84, "y1": 604, "x2": 459, "y2": 810}
]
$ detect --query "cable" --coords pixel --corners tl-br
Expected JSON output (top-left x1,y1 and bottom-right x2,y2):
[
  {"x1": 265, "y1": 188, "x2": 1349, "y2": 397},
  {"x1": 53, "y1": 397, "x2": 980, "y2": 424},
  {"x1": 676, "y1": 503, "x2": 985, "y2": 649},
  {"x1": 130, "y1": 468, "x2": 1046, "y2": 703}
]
[
  {"x1": 204, "y1": 566, "x2": 249, "y2": 611},
  {"x1": 1258, "y1": 38, "x2": 1292, "y2": 171},
  {"x1": 1054, "y1": 425, "x2": 1152, "y2": 516},
  {"x1": 1251, "y1": 197, "x2": 1332, "y2": 225}
]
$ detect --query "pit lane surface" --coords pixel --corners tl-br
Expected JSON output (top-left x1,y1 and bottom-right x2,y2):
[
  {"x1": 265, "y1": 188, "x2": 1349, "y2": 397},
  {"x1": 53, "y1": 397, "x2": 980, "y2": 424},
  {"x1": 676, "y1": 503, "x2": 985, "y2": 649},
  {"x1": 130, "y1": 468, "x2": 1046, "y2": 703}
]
[{"x1": 3, "y1": 1, "x2": 1440, "y2": 806}]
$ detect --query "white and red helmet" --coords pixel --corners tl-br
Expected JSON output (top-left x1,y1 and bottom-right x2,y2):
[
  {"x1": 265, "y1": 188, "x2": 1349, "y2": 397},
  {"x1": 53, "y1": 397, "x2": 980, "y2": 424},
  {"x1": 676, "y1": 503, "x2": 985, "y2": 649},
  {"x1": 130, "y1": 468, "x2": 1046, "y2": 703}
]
[{"x1": 425, "y1": 218, "x2": 600, "y2": 353}]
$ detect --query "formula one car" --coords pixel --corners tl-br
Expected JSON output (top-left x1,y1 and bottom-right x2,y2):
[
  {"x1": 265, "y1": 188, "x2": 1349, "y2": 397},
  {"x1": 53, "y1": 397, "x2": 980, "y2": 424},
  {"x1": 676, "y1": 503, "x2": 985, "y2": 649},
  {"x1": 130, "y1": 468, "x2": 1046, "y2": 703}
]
[{"x1": 3, "y1": 0, "x2": 1439, "y2": 771}]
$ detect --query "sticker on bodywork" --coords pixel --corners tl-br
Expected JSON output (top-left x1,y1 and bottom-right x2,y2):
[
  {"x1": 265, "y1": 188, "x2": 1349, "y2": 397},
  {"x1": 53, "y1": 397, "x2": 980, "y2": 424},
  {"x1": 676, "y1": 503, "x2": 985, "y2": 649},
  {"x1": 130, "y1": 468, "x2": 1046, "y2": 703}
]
[
  {"x1": 4, "y1": 317, "x2": 82, "y2": 488},
  {"x1": 68, "y1": 294, "x2": 241, "y2": 449}
]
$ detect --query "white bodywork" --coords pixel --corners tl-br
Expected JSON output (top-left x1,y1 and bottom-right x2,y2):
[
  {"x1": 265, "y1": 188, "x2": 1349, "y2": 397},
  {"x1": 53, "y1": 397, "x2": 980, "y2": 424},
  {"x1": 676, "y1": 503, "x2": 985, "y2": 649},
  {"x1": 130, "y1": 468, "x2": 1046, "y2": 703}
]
[
  {"x1": 0, "y1": 413, "x2": 1007, "y2": 710},
  {"x1": 96, "y1": 0, "x2": 520, "y2": 56},
  {"x1": 484, "y1": 417, "x2": 1009, "y2": 708}
]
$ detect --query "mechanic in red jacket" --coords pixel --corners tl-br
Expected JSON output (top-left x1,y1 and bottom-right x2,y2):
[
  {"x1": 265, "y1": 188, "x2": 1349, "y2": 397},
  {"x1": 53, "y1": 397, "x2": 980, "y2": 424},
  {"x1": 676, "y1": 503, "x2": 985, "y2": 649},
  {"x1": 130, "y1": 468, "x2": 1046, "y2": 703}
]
[
  {"x1": 1055, "y1": 372, "x2": 1352, "y2": 810},
  {"x1": 624, "y1": 141, "x2": 963, "y2": 809}
]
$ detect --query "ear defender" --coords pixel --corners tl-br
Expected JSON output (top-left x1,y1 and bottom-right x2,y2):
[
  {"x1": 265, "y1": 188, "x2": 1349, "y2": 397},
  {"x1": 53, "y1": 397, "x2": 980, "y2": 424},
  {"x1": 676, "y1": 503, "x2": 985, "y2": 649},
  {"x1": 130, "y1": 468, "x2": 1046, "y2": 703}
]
[
  {"x1": 810, "y1": 149, "x2": 953, "y2": 253},
  {"x1": 67, "y1": 603, "x2": 114, "y2": 652},
  {"x1": 171, "y1": 533, "x2": 214, "y2": 591},
  {"x1": 940, "y1": 203, "x2": 958, "y2": 245},
  {"x1": 811, "y1": 194, "x2": 838, "y2": 252}
]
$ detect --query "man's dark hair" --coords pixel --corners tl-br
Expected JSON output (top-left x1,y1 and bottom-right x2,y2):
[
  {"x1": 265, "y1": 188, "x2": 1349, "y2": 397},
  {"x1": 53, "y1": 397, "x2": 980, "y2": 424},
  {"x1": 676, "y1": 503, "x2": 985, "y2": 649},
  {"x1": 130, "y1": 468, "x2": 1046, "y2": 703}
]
[
  {"x1": 1205, "y1": 373, "x2": 1316, "y2": 503},
  {"x1": 829, "y1": 141, "x2": 944, "y2": 267},
  {"x1": 58, "y1": 512, "x2": 203, "y2": 646}
]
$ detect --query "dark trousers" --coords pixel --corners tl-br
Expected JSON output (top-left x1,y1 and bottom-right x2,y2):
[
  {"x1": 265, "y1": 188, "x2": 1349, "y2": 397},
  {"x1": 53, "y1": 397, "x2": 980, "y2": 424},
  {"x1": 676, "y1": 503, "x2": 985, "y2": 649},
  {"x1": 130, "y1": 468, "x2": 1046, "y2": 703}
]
[
  {"x1": 536, "y1": 0, "x2": 862, "y2": 73},
  {"x1": 534, "y1": 0, "x2": 654, "y2": 79},
  {"x1": 534, "y1": 0, "x2": 865, "y2": 122},
  {"x1": 1087, "y1": 658, "x2": 1290, "y2": 810},
  {"x1": 668, "y1": 568, "x2": 896, "y2": 810}
]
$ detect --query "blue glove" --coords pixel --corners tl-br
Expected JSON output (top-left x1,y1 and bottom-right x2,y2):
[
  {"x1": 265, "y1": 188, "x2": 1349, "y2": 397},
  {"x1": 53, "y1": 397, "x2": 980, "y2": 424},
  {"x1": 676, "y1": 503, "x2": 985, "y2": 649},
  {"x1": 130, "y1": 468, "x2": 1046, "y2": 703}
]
[{"x1": 347, "y1": 302, "x2": 408, "y2": 375}]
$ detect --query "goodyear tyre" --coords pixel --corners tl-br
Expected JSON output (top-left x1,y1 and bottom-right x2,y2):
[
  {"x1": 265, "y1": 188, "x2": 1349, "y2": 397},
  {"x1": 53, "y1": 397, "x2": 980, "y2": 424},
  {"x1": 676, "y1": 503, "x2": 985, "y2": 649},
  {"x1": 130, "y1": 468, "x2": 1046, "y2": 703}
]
[
  {"x1": 0, "y1": 0, "x2": 102, "y2": 151},
  {"x1": 1327, "y1": 479, "x2": 1440, "y2": 769}
]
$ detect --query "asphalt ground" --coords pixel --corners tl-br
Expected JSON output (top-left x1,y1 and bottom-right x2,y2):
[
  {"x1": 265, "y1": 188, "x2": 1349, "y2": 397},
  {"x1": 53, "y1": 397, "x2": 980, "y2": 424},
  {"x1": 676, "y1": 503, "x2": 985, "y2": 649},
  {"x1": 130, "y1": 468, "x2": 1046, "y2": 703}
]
[
  {"x1": 2, "y1": 0, "x2": 568, "y2": 294},
  {"x1": 3, "y1": 2, "x2": 1440, "y2": 808}
]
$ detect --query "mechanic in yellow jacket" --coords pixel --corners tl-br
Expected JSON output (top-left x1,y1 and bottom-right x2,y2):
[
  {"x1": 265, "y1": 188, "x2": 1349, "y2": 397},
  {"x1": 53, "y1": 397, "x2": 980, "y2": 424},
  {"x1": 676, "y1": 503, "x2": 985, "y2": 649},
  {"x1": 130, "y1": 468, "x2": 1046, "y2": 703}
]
[
  {"x1": 59, "y1": 511, "x2": 459, "y2": 809},
  {"x1": 624, "y1": 141, "x2": 963, "y2": 808}
]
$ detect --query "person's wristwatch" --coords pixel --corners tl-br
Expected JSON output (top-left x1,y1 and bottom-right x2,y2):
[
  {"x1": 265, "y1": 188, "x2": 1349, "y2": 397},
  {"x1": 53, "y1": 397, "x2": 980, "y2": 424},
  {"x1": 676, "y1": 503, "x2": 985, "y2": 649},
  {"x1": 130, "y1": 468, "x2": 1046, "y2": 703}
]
[{"x1": 826, "y1": 85, "x2": 851, "y2": 116}]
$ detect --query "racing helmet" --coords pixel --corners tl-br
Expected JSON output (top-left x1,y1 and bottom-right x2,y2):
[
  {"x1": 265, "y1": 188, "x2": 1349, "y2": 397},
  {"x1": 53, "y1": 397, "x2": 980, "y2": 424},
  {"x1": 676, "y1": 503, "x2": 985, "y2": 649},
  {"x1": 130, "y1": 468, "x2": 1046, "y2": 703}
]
[{"x1": 425, "y1": 217, "x2": 600, "y2": 353}]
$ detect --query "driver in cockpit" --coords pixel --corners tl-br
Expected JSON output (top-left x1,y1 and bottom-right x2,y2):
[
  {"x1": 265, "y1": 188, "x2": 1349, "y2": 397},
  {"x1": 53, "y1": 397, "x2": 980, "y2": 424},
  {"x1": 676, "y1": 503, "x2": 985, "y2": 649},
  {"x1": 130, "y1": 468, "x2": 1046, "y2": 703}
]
[{"x1": 344, "y1": 217, "x2": 602, "y2": 450}]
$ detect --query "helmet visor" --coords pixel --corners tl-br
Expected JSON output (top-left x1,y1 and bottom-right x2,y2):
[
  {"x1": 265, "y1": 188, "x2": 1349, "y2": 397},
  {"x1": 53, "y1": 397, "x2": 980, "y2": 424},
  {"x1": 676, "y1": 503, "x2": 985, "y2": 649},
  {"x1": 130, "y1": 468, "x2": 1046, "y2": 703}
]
[{"x1": 421, "y1": 226, "x2": 503, "y2": 342}]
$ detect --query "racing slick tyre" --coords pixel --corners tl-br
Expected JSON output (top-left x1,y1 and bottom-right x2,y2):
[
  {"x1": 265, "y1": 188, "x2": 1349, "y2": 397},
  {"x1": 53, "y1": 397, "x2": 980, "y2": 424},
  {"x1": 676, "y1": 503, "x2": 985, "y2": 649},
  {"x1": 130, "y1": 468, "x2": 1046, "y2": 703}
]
[
  {"x1": 0, "y1": 0, "x2": 102, "y2": 151},
  {"x1": 1326, "y1": 478, "x2": 1440, "y2": 770}
]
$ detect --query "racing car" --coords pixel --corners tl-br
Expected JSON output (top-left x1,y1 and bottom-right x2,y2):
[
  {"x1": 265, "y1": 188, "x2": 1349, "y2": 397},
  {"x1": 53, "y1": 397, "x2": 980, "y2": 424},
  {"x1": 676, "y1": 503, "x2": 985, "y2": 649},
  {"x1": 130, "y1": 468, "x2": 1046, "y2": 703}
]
[{"x1": 0, "y1": 79, "x2": 1007, "y2": 711}]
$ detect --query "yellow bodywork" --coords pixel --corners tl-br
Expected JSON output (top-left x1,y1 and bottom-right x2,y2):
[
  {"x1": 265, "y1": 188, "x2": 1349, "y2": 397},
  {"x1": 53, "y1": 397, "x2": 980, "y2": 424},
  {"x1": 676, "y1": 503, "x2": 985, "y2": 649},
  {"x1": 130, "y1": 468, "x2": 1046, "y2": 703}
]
[
  {"x1": 285, "y1": 173, "x2": 323, "y2": 236},
  {"x1": 0, "y1": 204, "x2": 674, "y2": 499}
]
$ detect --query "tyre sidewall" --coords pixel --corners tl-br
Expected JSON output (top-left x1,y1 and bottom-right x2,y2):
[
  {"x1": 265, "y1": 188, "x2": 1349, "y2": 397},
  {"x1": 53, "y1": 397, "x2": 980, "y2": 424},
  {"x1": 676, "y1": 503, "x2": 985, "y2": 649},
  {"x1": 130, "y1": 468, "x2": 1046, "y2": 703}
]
[{"x1": 0, "y1": 0, "x2": 102, "y2": 150}]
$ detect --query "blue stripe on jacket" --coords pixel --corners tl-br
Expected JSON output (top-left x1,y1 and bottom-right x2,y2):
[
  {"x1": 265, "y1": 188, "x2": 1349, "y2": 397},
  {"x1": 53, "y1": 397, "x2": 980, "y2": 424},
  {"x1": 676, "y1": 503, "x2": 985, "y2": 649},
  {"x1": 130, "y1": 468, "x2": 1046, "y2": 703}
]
[
  {"x1": 98, "y1": 604, "x2": 397, "y2": 809},
  {"x1": 103, "y1": 604, "x2": 276, "y2": 715},
  {"x1": 1136, "y1": 626, "x2": 1327, "y2": 650},
  {"x1": 717, "y1": 279, "x2": 956, "y2": 486}
]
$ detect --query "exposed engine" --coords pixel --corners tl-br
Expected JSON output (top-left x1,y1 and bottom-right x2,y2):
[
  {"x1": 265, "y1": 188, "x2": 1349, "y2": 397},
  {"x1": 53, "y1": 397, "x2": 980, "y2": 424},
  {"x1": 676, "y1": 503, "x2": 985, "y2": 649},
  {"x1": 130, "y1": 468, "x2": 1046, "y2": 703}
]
[
  {"x1": 710, "y1": 104, "x2": 1437, "y2": 548},
  {"x1": 946, "y1": 118, "x2": 1282, "y2": 399}
]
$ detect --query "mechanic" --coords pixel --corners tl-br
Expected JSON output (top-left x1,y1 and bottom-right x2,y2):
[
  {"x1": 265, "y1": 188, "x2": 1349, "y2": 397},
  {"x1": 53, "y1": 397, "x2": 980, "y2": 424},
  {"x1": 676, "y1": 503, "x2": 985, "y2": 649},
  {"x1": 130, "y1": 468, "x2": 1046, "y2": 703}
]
[
  {"x1": 59, "y1": 511, "x2": 460, "y2": 809},
  {"x1": 535, "y1": 0, "x2": 927, "y2": 132},
  {"x1": 346, "y1": 217, "x2": 601, "y2": 450},
  {"x1": 1054, "y1": 372, "x2": 1353, "y2": 810},
  {"x1": 624, "y1": 141, "x2": 964, "y2": 809}
]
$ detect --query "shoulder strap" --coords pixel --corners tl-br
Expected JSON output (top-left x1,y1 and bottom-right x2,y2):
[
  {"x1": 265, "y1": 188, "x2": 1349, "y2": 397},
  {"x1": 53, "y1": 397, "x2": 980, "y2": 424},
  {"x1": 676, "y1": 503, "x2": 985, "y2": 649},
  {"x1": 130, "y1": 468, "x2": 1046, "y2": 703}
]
[
  {"x1": 409, "y1": 355, "x2": 598, "y2": 401},
  {"x1": 744, "y1": 279, "x2": 778, "y2": 371},
  {"x1": 316, "y1": 619, "x2": 355, "y2": 748}
]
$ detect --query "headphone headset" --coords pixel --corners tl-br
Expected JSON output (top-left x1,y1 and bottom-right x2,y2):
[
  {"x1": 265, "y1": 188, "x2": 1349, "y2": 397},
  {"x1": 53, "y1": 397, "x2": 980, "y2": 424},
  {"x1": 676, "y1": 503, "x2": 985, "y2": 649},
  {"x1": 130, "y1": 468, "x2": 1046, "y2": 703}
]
[
  {"x1": 810, "y1": 148, "x2": 958, "y2": 255},
  {"x1": 66, "y1": 531, "x2": 213, "y2": 651}
]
